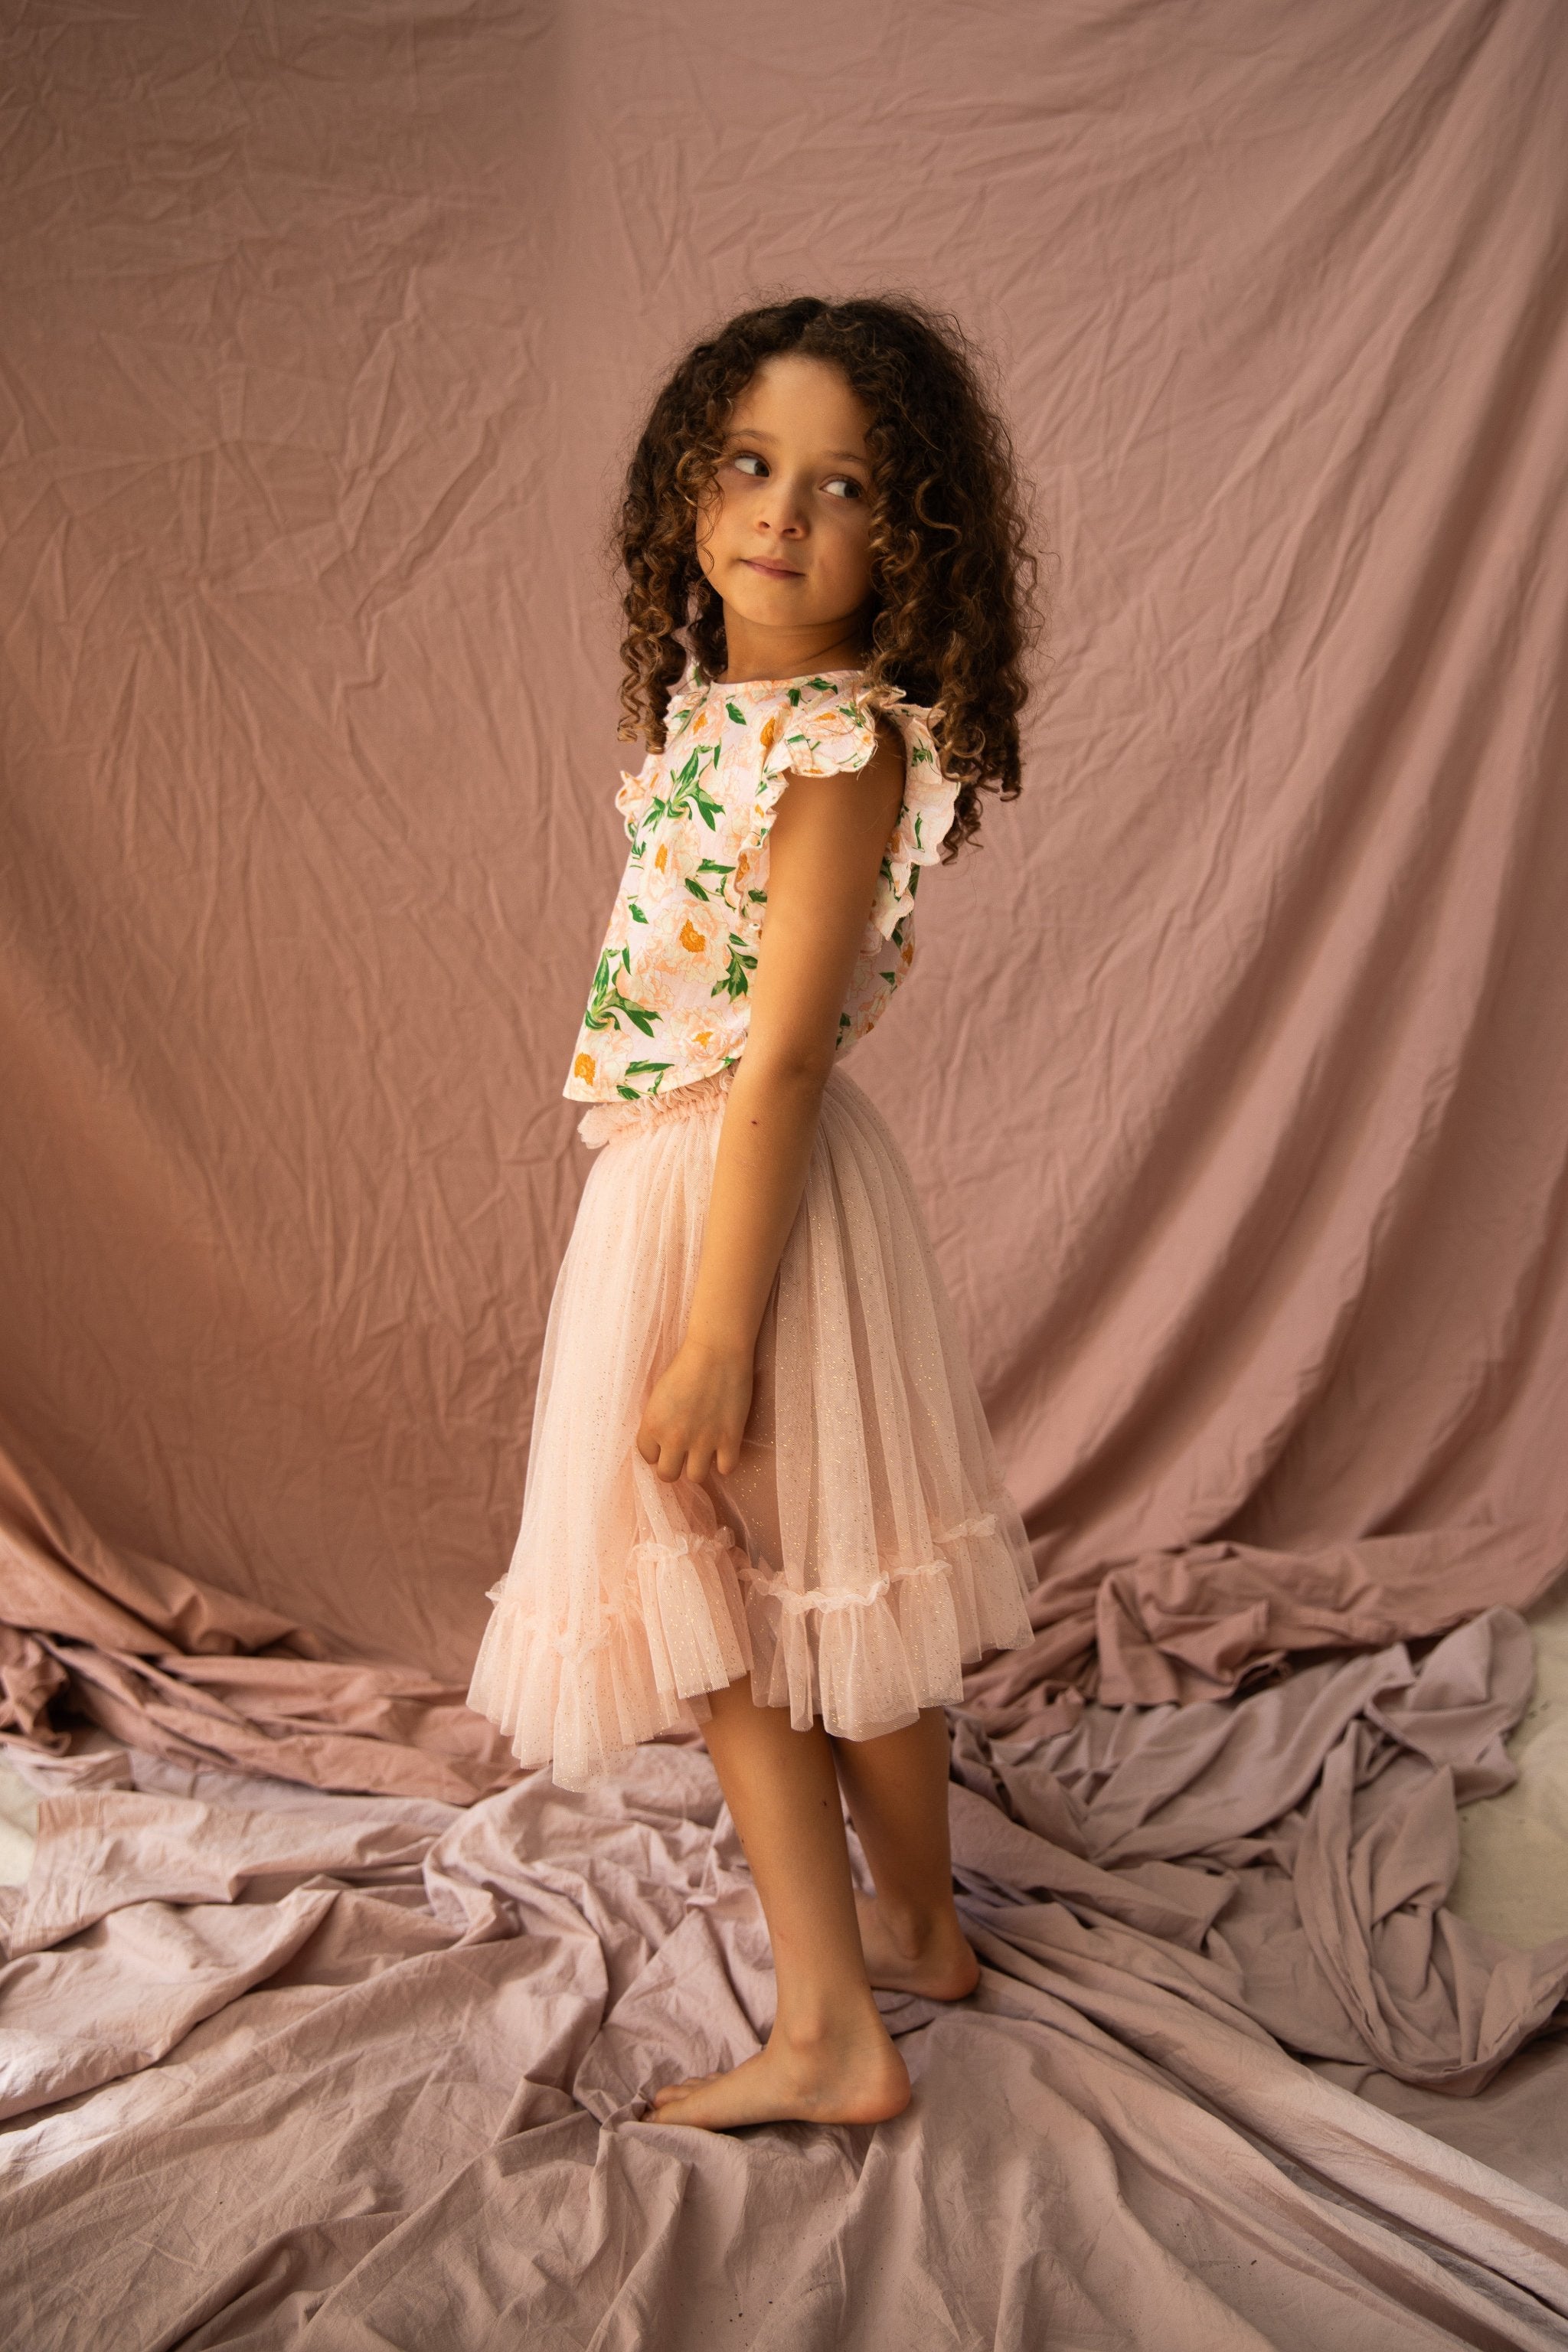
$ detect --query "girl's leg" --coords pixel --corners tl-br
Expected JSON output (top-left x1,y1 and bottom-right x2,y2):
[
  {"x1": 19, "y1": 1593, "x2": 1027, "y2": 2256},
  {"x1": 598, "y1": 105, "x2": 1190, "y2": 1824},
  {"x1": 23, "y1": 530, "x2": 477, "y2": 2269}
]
[
  {"x1": 831, "y1": 1707, "x2": 982, "y2": 2001},
  {"x1": 645, "y1": 1671, "x2": 912, "y2": 2132}
]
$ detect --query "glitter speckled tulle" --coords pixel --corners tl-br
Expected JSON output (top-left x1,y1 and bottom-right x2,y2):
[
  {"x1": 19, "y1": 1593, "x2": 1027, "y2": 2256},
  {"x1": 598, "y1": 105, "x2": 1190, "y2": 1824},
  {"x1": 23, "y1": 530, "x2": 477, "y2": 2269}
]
[{"x1": 466, "y1": 1064, "x2": 1040, "y2": 1790}]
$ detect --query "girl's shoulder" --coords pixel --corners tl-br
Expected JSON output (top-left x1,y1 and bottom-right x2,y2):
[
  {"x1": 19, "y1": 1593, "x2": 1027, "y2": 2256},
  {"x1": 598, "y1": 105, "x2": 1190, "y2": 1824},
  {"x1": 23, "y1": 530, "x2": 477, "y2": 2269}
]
[
  {"x1": 666, "y1": 662, "x2": 936, "y2": 778},
  {"x1": 609, "y1": 659, "x2": 959, "y2": 942},
  {"x1": 715, "y1": 665, "x2": 960, "y2": 941},
  {"x1": 616, "y1": 661, "x2": 956, "y2": 892},
  {"x1": 675, "y1": 662, "x2": 867, "y2": 745}
]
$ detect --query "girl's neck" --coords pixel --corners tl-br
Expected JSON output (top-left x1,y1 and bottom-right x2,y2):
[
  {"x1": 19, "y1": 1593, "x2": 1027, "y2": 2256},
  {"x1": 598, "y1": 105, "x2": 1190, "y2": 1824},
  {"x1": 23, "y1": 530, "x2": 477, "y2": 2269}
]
[{"x1": 714, "y1": 615, "x2": 871, "y2": 687}]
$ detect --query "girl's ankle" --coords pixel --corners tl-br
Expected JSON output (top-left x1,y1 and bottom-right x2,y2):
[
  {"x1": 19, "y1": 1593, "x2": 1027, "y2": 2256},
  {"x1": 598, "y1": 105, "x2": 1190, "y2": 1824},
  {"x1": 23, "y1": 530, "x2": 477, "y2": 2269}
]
[
  {"x1": 870, "y1": 1894, "x2": 962, "y2": 1957},
  {"x1": 774, "y1": 1992, "x2": 890, "y2": 2050}
]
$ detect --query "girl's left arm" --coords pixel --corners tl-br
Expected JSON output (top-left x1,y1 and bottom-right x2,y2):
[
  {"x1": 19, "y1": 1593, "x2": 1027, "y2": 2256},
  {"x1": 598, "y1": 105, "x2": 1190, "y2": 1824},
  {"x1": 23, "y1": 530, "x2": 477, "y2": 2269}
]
[{"x1": 635, "y1": 724, "x2": 907, "y2": 1486}]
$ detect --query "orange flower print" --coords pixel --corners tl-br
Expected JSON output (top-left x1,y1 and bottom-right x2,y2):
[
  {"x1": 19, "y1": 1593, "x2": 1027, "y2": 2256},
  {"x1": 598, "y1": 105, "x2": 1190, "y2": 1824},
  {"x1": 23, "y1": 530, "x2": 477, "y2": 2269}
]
[
  {"x1": 692, "y1": 709, "x2": 707, "y2": 731},
  {"x1": 694, "y1": 1028, "x2": 711, "y2": 1048},
  {"x1": 760, "y1": 714, "x2": 779, "y2": 753},
  {"x1": 679, "y1": 917, "x2": 705, "y2": 952},
  {"x1": 573, "y1": 1051, "x2": 596, "y2": 1085},
  {"x1": 654, "y1": 841, "x2": 668, "y2": 872}
]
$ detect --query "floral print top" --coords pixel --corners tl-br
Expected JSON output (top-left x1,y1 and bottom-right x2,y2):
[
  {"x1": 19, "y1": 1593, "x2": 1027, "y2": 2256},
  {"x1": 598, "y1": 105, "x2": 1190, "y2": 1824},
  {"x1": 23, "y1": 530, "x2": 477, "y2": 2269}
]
[{"x1": 564, "y1": 662, "x2": 959, "y2": 1103}]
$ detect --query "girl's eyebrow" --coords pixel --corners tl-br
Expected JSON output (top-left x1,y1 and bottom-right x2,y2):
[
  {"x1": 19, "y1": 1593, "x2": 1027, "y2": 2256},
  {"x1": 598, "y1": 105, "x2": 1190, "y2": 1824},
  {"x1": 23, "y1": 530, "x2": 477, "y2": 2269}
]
[{"x1": 723, "y1": 425, "x2": 868, "y2": 467}]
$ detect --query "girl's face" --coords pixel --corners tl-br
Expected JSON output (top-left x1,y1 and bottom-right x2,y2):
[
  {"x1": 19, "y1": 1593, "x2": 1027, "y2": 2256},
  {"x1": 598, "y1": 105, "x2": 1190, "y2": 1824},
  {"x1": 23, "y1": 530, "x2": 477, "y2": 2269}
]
[{"x1": 696, "y1": 354, "x2": 875, "y2": 651}]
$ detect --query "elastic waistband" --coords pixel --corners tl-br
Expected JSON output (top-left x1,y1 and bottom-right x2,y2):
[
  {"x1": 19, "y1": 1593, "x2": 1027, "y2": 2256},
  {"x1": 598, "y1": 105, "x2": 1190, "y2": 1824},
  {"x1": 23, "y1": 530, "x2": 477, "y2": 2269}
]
[{"x1": 577, "y1": 1063, "x2": 736, "y2": 1150}]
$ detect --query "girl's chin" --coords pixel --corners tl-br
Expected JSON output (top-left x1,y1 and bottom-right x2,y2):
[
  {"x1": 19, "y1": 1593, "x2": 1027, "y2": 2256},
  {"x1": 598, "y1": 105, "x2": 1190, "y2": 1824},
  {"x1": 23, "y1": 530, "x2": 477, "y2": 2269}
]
[{"x1": 720, "y1": 577, "x2": 844, "y2": 631}]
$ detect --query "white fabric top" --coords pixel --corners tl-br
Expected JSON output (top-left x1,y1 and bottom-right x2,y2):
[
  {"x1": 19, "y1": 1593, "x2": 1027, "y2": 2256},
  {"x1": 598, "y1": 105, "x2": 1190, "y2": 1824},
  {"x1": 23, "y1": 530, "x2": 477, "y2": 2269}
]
[{"x1": 564, "y1": 663, "x2": 958, "y2": 1102}]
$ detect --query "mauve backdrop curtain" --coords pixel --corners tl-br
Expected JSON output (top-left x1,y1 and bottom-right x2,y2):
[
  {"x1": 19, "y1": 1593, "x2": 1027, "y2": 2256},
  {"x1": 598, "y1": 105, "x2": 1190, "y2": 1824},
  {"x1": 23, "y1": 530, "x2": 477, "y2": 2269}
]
[
  {"x1": 5, "y1": 0, "x2": 1566, "y2": 1782},
  {"x1": 6, "y1": 3, "x2": 1568, "y2": 2344}
]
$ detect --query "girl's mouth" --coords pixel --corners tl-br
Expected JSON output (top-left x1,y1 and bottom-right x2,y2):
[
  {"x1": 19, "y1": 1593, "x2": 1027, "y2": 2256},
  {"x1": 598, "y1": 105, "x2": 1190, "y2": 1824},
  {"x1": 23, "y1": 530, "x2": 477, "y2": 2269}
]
[{"x1": 743, "y1": 558, "x2": 804, "y2": 578}]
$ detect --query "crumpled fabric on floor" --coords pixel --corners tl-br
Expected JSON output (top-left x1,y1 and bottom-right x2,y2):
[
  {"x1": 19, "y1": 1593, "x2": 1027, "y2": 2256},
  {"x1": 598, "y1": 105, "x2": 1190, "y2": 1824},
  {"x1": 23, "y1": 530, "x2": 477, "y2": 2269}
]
[{"x1": 2, "y1": 1610, "x2": 1566, "y2": 2348}]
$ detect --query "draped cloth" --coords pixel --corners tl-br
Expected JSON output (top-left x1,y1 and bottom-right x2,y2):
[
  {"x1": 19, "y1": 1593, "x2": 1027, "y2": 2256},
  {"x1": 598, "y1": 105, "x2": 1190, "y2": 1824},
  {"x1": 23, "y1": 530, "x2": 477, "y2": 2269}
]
[{"x1": 2, "y1": 0, "x2": 1566, "y2": 2341}]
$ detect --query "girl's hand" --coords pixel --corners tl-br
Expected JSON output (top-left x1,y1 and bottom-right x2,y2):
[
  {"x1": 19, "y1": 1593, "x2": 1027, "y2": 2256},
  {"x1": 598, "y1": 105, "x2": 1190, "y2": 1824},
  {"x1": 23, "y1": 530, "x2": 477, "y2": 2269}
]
[{"x1": 635, "y1": 1338, "x2": 754, "y2": 1485}]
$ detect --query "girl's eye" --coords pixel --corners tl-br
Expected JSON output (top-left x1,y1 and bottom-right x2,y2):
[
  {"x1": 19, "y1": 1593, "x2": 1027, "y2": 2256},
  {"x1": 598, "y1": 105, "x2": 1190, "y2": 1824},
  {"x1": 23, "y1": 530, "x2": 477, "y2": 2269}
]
[
  {"x1": 731, "y1": 452, "x2": 768, "y2": 478},
  {"x1": 824, "y1": 475, "x2": 864, "y2": 501}
]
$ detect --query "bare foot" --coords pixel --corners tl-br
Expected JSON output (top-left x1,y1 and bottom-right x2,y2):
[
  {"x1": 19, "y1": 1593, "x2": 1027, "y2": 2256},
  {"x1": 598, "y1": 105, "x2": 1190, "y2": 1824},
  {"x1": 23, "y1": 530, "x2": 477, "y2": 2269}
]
[
  {"x1": 854, "y1": 1891, "x2": 981, "y2": 2001},
  {"x1": 643, "y1": 2011, "x2": 911, "y2": 2132}
]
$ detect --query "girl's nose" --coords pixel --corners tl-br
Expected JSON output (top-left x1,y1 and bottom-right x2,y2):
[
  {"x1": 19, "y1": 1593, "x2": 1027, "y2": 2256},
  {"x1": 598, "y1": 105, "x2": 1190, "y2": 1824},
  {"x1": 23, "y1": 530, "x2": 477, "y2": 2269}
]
[{"x1": 756, "y1": 479, "x2": 808, "y2": 537}]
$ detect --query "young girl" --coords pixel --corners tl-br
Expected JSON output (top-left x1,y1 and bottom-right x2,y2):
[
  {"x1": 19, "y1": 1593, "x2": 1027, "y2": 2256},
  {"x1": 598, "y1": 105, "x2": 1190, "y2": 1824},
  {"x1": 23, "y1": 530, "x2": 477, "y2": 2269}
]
[{"x1": 468, "y1": 293, "x2": 1042, "y2": 2132}]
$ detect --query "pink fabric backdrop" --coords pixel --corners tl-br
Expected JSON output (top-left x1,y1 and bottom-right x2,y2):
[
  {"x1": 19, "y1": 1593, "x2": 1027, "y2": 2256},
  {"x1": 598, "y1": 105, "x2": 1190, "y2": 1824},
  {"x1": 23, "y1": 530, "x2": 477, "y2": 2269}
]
[
  {"x1": 3, "y1": 0, "x2": 1567, "y2": 1771},
  {"x1": 5, "y1": 0, "x2": 1567, "y2": 1786},
  {"x1": 3, "y1": 1, "x2": 1568, "y2": 2340}
]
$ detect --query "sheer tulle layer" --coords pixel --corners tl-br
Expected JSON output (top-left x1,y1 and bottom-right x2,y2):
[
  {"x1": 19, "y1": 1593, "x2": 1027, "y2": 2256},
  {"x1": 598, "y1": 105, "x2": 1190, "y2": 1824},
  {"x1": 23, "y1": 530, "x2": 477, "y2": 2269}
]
[{"x1": 467, "y1": 1064, "x2": 1040, "y2": 1790}]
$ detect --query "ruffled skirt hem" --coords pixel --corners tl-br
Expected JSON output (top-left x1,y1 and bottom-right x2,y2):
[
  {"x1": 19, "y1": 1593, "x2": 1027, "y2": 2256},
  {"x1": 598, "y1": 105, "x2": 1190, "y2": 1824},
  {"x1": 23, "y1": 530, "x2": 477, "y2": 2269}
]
[{"x1": 468, "y1": 1506, "x2": 1035, "y2": 1792}]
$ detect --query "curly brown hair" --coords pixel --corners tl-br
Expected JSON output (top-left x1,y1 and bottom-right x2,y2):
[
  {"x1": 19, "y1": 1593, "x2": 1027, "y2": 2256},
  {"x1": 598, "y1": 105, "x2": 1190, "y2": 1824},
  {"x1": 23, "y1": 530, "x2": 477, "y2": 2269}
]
[{"x1": 610, "y1": 292, "x2": 1041, "y2": 860}]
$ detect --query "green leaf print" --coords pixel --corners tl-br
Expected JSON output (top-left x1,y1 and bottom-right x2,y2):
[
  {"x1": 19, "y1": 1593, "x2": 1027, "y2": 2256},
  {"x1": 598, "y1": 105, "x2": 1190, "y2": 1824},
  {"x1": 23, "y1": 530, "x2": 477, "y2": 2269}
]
[
  {"x1": 582, "y1": 944, "x2": 661, "y2": 1037},
  {"x1": 622, "y1": 1057, "x2": 674, "y2": 1096},
  {"x1": 666, "y1": 750, "x2": 724, "y2": 830},
  {"x1": 710, "y1": 933, "x2": 758, "y2": 1001},
  {"x1": 684, "y1": 854, "x2": 737, "y2": 904},
  {"x1": 629, "y1": 900, "x2": 648, "y2": 922},
  {"x1": 726, "y1": 701, "x2": 746, "y2": 725},
  {"x1": 913, "y1": 813, "x2": 923, "y2": 849}
]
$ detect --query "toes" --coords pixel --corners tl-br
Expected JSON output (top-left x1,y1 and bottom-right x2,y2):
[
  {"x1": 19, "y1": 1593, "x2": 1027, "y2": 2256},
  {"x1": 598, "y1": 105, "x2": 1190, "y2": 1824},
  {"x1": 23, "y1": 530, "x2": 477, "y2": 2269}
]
[{"x1": 651, "y1": 2071, "x2": 713, "y2": 2105}]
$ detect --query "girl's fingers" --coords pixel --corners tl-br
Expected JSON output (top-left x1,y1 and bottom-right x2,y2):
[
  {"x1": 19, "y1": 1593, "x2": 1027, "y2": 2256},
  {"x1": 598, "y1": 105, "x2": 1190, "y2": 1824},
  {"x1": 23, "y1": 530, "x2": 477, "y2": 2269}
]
[{"x1": 642, "y1": 1422, "x2": 747, "y2": 1485}]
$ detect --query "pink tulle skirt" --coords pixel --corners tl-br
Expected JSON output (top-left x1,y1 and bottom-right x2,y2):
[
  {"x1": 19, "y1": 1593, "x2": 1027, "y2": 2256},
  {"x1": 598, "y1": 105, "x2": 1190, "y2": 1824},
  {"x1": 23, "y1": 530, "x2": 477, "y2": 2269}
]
[{"x1": 467, "y1": 1063, "x2": 1040, "y2": 1790}]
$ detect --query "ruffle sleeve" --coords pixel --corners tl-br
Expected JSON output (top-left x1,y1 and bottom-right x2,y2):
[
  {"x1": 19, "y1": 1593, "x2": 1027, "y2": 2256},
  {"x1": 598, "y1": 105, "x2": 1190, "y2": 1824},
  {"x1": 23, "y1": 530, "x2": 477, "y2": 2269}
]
[
  {"x1": 615, "y1": 665, "x2": 710, "y2": 843},
  {"x1": 613, "y1": 751, "x2": 657, "y2": 844},
  {"x1": 741, "y1": 678, "x2": 959, "y2": 938}
]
